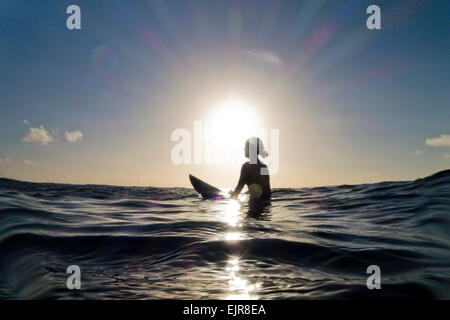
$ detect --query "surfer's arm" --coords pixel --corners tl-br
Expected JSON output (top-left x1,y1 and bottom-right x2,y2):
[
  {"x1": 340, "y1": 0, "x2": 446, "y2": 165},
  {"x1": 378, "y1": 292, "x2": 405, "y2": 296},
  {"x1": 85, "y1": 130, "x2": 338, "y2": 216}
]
[{"x1": 231, "y1": 164, "x2": 247, "y2": 198}]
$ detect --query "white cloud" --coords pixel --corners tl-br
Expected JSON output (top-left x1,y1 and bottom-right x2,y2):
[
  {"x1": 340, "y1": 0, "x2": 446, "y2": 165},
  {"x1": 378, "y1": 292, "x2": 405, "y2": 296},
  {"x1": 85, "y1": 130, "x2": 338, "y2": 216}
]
[
  {"x1": 22, "y1": 125, "x2": 54, "y2": 145},
  {"x1": 243, "y1": 50, "x2": 284, "y2": 67},
  {"x1": 415, "y1": 150, "x2": 422, "y2": 154},
  {"x1": 24, "y1": 120, "x2": 29, "y2": 126},
  {"x1": 65, "y1": 130, "x2": 83, "y2": 143},
  {"x1": 426, "y1": 134, "x2": 450, "y2": 147},
  {"x1": 0, "y1": 156, "x2": 11, "y2": 165}
]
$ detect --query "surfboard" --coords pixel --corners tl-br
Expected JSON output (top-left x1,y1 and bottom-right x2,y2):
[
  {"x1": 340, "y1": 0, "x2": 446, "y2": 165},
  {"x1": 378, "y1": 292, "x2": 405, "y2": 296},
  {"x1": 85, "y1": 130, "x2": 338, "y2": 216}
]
[{"x1": 189, "y1": 174, "x2": 223, "y2": 199}]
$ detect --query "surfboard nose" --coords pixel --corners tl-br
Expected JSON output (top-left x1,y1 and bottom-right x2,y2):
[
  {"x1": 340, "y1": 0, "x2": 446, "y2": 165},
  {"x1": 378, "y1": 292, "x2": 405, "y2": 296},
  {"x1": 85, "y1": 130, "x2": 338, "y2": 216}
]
[{"x1": 189, "y1": 175, "x2": 222, "y2": 199}]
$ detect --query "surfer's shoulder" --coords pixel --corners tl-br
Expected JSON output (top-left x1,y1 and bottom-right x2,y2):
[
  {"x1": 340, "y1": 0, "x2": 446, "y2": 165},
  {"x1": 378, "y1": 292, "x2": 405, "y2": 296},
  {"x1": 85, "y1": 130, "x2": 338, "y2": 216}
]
[{"x1": 241, "y1": 161, "x2": 250, "y2": 172}]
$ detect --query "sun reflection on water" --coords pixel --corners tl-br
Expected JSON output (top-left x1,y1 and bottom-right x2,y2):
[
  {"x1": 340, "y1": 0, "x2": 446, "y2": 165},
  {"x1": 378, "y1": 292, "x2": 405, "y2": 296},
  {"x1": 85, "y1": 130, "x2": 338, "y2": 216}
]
[
  {"x1": 225, "y1": 257, "x2": 261, "y2": 300},
  {"x1": 221, "y1": 199, "x2": 243, "y2": 227},
  {"x1": 218, "y1": 200, "x2": 261, "y2": 299},
  {"x1": 225, "y1": 232, "x2": 242, "y2": 241}
]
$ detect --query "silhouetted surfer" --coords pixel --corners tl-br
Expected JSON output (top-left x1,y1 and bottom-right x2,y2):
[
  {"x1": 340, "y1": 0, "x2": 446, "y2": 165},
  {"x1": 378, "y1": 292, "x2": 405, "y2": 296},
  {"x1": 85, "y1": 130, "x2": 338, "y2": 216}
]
[{"x1": 231, "y1": 137, "x2": 271, "y2": 200}]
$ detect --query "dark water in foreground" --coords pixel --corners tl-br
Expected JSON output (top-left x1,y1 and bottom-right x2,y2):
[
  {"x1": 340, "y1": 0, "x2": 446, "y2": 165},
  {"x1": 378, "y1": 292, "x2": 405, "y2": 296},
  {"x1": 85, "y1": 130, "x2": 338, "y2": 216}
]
[{"x1": 0, "y1": 171, "x2": 449, "y2": 299}]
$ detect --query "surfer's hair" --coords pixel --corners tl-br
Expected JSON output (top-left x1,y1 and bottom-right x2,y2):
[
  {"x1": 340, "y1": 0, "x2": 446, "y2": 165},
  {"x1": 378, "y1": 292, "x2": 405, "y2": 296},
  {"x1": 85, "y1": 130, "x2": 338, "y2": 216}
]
[{"x1": 246, "y1": 137, "x2": 268, "y2": 158}]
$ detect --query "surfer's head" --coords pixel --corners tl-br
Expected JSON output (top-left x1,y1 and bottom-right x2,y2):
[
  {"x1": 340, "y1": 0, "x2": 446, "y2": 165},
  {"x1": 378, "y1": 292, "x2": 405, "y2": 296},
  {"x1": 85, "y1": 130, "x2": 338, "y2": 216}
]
[{"x1": 245, "y1": 137, "x2": 268, "y2": 161}]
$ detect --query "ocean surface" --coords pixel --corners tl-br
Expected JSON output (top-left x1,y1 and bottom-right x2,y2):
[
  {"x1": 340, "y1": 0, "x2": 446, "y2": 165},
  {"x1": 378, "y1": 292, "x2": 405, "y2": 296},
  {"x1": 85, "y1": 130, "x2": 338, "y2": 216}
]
[{"x1": 0, "y1": 170, "x2": 449, "y2": 299}]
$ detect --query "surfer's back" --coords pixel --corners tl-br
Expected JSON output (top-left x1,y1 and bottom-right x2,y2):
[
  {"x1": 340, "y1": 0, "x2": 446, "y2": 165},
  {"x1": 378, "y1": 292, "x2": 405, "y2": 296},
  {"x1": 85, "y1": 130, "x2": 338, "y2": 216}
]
[
  {"x1": 231, "y1": 137, "x2": 271, "y2": 200},
  {"x1": 242, "y1": 161, "x2": 271, "y2": 200}
]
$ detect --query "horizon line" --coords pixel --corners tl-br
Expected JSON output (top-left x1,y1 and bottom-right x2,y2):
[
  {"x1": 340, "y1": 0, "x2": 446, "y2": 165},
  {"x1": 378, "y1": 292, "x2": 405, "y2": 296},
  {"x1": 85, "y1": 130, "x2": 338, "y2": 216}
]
[{"x1": 1, "y1": 169, "x2": 448, "y2": 190}]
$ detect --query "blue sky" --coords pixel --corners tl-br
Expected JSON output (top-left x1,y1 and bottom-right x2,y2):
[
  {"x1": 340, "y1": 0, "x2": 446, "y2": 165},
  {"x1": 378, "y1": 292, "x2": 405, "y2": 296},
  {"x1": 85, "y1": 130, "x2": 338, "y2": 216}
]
[{"x1": 0, "y1": 0, "x2": 448, "y2": 187}]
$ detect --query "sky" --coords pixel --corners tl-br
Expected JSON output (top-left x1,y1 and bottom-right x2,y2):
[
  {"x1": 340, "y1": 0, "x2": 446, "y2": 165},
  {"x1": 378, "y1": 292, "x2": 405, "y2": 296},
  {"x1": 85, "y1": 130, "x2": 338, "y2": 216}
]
[{"x1": 0, "y1": 0, "x2": 448, "y2": 188}]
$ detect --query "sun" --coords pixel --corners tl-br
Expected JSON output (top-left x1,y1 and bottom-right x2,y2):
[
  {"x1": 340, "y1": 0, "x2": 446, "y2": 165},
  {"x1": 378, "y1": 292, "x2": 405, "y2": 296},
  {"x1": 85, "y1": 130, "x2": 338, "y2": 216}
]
[{"x1": 205, "y1": 100, "x2": 260, "y2": 163}]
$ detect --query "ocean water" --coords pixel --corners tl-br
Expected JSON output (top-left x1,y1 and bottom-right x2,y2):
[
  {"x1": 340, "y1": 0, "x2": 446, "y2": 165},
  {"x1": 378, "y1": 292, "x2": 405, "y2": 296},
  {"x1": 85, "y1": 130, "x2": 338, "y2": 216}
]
[{"x1": 0, "y1": 170, "x2": 449, "y2": 300}]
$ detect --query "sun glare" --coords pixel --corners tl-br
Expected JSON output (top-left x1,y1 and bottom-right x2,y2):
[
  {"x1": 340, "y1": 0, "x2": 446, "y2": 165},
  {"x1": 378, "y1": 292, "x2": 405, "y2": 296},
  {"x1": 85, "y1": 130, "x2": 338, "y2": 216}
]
[{"x1": 205, "y1": 100, "x2": 260, "y2": 163}]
